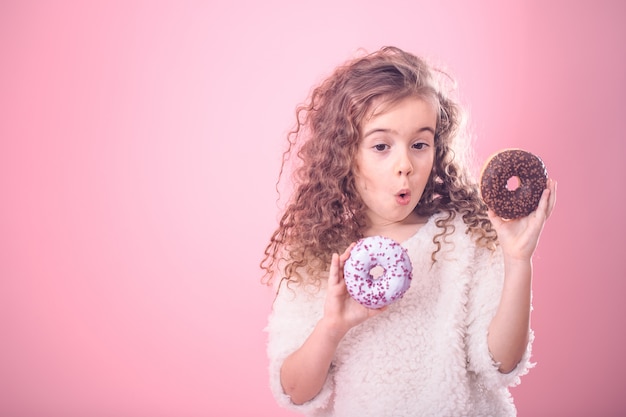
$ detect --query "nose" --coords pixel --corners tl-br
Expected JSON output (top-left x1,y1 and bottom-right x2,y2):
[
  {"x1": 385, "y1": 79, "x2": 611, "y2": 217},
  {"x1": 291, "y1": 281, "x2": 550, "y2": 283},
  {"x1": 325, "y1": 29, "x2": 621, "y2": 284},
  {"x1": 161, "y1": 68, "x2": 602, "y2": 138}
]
[{"x1": 396, "y1": 149, "x2": 413, "y2": 176}]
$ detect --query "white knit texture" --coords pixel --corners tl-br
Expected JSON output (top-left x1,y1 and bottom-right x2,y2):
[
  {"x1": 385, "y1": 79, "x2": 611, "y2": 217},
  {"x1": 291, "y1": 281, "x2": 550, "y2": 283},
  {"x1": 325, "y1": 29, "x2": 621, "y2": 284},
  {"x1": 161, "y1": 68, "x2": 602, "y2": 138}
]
[{"x1": 266, "y1": 213, "x2": 534, "y2": 417}]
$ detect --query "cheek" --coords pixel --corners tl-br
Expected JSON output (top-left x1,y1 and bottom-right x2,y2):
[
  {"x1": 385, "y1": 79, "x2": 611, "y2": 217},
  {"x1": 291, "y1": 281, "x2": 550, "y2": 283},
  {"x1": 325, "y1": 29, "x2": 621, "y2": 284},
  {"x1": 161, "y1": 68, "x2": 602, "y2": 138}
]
[
  {"x1": 356, "y1": 175, "x2": 368, "y2": 192},
  {"x1": 422, "y1": 153, "x2": 435, "y2": 174},
  {"x1": 352, "y1": 164, "x2": 370, "y2": 191},
  {"x1": 356, "y1": 175, "x2": 379, "y2": 195}
]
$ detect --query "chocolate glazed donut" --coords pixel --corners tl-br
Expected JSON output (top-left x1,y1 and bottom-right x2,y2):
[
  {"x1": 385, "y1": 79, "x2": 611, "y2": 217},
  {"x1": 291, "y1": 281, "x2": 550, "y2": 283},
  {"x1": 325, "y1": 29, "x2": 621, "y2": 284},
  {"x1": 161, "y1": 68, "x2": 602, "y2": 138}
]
[{"x1": 480, "y1": 149, "x2": 548, "y2": 219}]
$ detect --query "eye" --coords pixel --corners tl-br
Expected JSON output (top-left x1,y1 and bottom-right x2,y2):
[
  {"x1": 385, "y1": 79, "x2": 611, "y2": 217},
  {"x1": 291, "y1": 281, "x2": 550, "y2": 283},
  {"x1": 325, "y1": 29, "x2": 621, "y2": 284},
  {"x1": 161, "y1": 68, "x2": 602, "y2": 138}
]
[
  {"x1": 373, "y1": 144, "x2": 389, "y2": 152},
  {"x1": 412, "y1": 142, "x2": 429, "y2": 150}
]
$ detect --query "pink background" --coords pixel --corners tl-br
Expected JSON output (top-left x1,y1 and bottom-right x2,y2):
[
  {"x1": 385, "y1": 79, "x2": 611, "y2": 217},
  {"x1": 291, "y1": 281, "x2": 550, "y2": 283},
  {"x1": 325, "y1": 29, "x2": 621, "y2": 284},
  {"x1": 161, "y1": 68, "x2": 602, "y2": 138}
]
[{"x1": 1, "y1": 1, "x2": 624, "y2": 416}]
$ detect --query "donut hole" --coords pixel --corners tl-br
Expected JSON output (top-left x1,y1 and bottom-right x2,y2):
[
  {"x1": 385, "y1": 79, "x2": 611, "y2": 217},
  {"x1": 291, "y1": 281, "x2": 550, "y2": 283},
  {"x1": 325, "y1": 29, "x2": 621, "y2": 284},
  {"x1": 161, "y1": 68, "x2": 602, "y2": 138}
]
[
  {"x1": 369, "y1": 265, "x2": 385, "y2": 279},
  {"x1": 506, "y1": 176, "x2": 521, "y2": 191}
]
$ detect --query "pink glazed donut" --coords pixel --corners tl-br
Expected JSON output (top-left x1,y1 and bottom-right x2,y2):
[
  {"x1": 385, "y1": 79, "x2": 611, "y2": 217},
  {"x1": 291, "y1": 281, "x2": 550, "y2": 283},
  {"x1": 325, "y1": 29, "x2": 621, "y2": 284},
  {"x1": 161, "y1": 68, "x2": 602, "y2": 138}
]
[{"x1": 343, "y1": 236, "x2": 413, "y2": 309}]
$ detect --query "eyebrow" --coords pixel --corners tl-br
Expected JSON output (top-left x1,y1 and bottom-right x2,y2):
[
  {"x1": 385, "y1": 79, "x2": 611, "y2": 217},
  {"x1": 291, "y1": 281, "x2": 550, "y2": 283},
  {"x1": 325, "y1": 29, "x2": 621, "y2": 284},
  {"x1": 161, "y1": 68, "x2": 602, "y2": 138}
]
[{"x1": 362, "y1": 126, "x2": 436, "y2": 139}]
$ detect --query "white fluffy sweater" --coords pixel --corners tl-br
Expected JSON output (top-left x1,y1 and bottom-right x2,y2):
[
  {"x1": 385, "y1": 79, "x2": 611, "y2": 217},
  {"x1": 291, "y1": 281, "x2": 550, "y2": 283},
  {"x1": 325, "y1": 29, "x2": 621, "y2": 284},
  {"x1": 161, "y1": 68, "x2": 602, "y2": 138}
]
[{"x1": 266, "y1": 213, "x2": 534, "y2": 417}]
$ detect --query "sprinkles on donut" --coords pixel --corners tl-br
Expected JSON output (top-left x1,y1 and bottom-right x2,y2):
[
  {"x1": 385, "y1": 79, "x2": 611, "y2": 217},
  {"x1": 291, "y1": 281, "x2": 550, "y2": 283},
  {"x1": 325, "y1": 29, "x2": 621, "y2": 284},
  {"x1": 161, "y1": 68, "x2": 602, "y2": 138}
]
[
  {"x1": 343, "y1": 236, "x2": 413, "y2": 309},
  {"x1": 480, "y1": 149, "x2": 548, "y2": 219}
]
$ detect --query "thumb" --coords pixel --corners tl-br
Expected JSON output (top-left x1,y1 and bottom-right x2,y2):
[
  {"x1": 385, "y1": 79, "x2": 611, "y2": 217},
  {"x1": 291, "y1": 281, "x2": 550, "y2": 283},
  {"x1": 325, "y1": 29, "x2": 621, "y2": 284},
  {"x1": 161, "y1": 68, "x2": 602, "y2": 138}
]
[{"x1": 328, "y1": 253, "x2": 340, "y2": 287}]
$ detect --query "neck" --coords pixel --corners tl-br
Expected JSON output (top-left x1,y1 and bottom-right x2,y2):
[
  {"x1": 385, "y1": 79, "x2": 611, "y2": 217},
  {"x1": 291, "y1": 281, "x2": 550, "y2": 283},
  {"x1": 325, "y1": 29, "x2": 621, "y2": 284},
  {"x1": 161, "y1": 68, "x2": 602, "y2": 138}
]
[{"x1": 364, "y1": 212, "x2": 429, "y2": 243}]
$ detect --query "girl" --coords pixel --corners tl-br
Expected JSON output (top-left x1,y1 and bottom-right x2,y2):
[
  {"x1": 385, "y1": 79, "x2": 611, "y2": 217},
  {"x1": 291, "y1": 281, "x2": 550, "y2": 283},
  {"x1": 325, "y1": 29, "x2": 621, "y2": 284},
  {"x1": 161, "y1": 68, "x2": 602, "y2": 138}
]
[{"x1": 261, "y1": 46, "x2": 556, "y2": 417}]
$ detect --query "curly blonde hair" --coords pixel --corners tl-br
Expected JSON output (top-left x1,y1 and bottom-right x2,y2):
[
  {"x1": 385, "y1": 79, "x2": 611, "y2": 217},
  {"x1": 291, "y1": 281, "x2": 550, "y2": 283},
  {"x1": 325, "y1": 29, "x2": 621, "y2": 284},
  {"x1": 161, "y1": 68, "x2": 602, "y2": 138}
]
[{"x1": 261, "y1": 46, "x2": 496, "y2": 287}]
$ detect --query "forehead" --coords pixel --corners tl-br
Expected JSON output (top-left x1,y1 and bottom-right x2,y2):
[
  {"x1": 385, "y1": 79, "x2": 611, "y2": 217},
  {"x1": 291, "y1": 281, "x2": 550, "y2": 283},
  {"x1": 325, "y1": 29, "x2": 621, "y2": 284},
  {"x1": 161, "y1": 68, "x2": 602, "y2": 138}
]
[
  {"x1": 364, "y1": 94, "x2": 438, "y2": 123},
  {"x1": 361, "y1": 95, "x2": 439, "y2": 130}
]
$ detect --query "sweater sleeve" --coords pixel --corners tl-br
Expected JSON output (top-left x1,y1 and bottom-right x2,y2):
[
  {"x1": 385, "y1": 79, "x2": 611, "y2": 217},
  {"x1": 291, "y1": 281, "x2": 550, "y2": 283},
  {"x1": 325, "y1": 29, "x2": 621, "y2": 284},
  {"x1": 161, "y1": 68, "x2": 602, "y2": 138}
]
[
  {"x1": 465, "y1": 245, "x2": 535, "y2": 390},
  {"x1": 265, "y1": 279, "x2": 335, "y2": 414}
]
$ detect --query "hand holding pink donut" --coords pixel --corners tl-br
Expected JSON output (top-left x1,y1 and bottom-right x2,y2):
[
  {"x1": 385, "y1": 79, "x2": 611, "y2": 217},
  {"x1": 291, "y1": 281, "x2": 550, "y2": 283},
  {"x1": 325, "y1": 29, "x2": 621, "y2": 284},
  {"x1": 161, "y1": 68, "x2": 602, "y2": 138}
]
[
  {"x1": 343, "y1": 236, "x2": 413, "y2": 309},
  {"x1": 324, "y1": 243, "x2": 386, "y2": 337}
]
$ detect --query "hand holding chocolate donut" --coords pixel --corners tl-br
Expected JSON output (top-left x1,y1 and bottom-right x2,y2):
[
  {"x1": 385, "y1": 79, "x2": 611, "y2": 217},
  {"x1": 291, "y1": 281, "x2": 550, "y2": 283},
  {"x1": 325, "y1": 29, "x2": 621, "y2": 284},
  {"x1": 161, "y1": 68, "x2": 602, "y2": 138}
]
[{"x1": 480, "y1": 149, "x2": 548, "y2": 219}]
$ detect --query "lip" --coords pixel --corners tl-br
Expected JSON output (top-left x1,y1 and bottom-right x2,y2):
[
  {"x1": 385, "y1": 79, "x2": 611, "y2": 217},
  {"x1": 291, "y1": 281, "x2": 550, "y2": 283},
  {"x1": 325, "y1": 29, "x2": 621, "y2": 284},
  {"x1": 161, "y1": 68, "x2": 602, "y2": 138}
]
[{"x1": 395, "y1": 189, "x2": 411, "y2": 205}]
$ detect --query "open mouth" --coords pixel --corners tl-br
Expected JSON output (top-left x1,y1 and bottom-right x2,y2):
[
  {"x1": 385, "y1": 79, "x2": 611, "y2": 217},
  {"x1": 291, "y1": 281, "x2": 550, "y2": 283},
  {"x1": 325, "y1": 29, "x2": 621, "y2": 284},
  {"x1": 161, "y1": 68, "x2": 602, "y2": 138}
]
[{"x1": 396, "y1": 190, "x2": 411, "y2": 205}]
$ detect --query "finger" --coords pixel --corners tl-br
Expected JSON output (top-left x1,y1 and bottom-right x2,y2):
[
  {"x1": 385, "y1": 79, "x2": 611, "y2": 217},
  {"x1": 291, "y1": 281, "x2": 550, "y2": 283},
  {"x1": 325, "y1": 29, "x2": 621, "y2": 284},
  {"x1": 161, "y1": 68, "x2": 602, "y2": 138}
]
[
  {"x1": 535, "y1": 178, "x2": 556, "y2": 220},
  {"x1": 339, "y1": 242, "x2": 356, "y2": 263},
  {"x1": 546, "y1": 179, "x2": 556, "y2": 217},
  {"x1": 487, "y1": 209, "x2": 503, "y2": 228},
  {"x1": 535, "y1": 188, "x2": 550, "y2": 218},
  {"x1": 328, "y1": 253, "x2": 340, "y2": 286},
  {"x1": 335, "y1": 243, "x2": 356, "y2": 286}
]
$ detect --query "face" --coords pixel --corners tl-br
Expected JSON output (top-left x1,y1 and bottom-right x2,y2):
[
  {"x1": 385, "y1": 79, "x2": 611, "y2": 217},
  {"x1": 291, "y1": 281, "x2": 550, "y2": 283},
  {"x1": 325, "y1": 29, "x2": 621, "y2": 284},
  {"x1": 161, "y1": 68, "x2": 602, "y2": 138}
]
[{"x1": 354, "y1": 96, "x2": 437, "y2": 231}]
